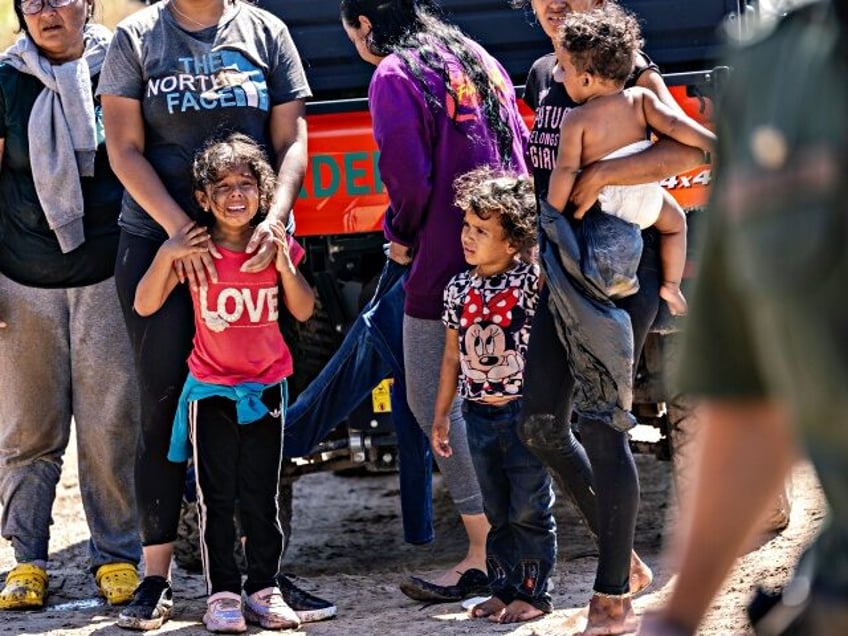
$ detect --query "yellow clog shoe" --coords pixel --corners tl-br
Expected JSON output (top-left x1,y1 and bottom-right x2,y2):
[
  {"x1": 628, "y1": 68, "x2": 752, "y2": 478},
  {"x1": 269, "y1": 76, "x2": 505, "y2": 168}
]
[
  {"x1": 0, "y1": 563, "x2": 48, "y2": 610},
  {"x1": 95, "y1": 562, "x2": 139, "y2": 606}
]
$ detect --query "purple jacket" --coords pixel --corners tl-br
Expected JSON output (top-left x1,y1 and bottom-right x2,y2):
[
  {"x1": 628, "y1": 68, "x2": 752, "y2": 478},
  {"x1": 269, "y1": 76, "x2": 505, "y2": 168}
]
[{"x1": 370, "y1": 38, "x2": 529, "y2": 319}]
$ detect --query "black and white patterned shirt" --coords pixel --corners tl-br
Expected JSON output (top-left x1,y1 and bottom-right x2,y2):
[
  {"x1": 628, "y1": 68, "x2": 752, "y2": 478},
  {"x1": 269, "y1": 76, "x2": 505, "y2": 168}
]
[{"x1": 442, "y1": 261, "x2": 540, "y2": 401}]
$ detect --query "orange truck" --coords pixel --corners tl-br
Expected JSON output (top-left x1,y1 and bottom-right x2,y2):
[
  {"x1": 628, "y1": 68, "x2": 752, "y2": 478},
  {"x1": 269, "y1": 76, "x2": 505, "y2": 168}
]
[{"x1": 259, "y1": 0, "x2": 756, "y2": 474}]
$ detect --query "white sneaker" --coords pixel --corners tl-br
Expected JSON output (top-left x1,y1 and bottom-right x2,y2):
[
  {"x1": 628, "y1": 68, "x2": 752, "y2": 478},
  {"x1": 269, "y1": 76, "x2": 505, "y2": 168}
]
[
  {"x1": 244, "y1": 586, "x2": 300, "y2": 630},
  {"x1": 203, "y1": 592, "x2": 246, "y2": 634}
]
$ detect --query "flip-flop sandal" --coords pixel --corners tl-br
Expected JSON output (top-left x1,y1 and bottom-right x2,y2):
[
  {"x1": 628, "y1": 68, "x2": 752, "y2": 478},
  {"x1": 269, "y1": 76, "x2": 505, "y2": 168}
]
[{"x1": 399, "y1": 568, "x2": 490, "y2": 603}]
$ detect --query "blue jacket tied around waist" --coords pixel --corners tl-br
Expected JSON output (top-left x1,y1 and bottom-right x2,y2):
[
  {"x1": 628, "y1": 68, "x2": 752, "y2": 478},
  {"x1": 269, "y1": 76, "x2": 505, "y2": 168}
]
[
  {"x1": 538, "y1": 199, "x2": 641, "y2": 432},
  {"x1": 169, "y1": 374, "x2": 286, "y2": 462}
]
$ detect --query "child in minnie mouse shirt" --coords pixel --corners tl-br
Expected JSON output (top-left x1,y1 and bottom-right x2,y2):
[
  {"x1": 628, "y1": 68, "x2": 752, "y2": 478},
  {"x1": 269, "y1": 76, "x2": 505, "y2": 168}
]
[{"x1": 431, "y1": 168, "x2": 555, "y2": 624}]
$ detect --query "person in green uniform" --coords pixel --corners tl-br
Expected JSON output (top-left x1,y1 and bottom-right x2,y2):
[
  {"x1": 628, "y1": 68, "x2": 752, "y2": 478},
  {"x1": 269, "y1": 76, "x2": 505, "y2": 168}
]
[{"x1": 638, "y1": 1, "x2": 848, "y2": 634}]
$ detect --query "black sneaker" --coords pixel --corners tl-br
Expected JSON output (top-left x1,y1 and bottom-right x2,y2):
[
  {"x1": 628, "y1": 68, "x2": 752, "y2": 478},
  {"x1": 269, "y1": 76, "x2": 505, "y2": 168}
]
[
  {"x1": 116, "y1": 576, "x2": 173, "y2": 631},
  {"x1": 276, "y1": 574, "x2": 336, "y2": 623}
]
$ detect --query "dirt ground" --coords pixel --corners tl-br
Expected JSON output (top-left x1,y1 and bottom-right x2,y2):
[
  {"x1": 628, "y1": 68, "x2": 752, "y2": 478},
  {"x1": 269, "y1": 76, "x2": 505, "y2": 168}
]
[{"x1": 0, "y1": 441, "x2": 825, "y2": 636}]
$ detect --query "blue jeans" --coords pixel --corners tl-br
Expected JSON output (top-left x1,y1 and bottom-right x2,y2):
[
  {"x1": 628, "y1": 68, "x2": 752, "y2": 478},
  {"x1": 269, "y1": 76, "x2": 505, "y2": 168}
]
[
  {"x1": 464, "y1": 399, "x2": 556, "y2": 610},
  {"x1": 284, "y1": 260, "x2": 434, "y2": 544}
]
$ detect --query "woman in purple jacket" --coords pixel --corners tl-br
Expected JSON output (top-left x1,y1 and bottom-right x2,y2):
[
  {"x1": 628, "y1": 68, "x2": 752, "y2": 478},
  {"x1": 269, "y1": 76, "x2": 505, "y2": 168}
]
[{"x1": 341, "y1": 0, "x2": 529, "y2": 600}]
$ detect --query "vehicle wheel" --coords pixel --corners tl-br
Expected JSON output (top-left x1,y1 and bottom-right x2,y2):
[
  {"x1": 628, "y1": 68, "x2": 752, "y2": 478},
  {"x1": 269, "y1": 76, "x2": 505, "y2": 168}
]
[
  {"x1": 666, "y1": 400, "x2": 791, "y2": 535},
  {"x1": 174, "y1": 478, "x2": 295, "y2": 573},
  {"x1": 278, "y1": 478, "x2": 294, "y2": 553},
  {"x1": 666, "y1": 399, "x2": 700, "y2": 509},
  {"x1": 174, "y1": 500, "x2": 203, "y2": 573}
]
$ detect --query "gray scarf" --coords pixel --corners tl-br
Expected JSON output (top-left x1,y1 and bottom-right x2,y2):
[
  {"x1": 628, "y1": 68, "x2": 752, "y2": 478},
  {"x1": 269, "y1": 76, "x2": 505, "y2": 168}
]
[{"x1": 0, "y1": 23, "x2": 111, "y2": 253}]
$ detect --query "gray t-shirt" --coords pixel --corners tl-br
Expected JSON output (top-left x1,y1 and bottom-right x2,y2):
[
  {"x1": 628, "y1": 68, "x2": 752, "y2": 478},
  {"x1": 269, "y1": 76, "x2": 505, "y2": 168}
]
[{"x1": 97, "y1": 1, "x2": 312, "y2": 240}]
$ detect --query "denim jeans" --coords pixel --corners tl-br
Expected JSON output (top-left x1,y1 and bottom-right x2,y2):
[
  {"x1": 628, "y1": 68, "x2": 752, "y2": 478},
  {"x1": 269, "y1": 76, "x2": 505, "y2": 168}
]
[
  {"x1": 284, "y1": 260, "x2": 434, "y2": 544},
  {"x1": 464, "y1": 399, "x2": 556, "y2": 610}
]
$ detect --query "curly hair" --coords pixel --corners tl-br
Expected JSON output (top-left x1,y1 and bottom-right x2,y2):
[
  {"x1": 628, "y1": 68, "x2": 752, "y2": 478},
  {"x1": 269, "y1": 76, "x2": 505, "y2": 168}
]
[
  {"x1": 558, "y1": 5, "x2": 643, "y2": 85},
  {"x1": 453, "y1": 167, "x2": 537, "y2": 253},
  {"x1": 192, "y1": 133, "x2": 277, "y2": 224}
]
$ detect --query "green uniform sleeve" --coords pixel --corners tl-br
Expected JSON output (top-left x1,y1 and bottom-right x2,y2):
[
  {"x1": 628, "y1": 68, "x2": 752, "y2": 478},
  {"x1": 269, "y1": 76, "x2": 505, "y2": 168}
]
[{"x1": 675, "y1": 117, "x2": 768, "y2": 399}]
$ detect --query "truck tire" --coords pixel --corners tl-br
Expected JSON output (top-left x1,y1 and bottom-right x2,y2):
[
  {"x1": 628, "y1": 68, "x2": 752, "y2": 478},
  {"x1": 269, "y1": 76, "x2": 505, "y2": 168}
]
[
  {"x1": 666, "y1": 399, "x2": 699, "y2": 507},
  {"x1": 174, "y1": 499, "x2": 203, "y2": 573},
  {"x1": 666, "y1": 400, "x2": 791, "y2": 535},
  {"x1": 174, "y1": 480, "x2": 295, "y2": 573}
]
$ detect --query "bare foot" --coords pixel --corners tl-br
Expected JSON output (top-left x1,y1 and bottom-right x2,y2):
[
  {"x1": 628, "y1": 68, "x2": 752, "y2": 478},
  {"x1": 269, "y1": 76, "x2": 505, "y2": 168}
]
[
  {"x1": 494, "y1": 599, "x2": 546, "y2": 624},
  {"x1": 660, "y1": 283, "x2": 688, "y2": 316},
  {"x1": 469, "y1": 596, "x2": 505, "y2": 619},
  {"x1": 429, "y1": 558, "x2": 485, "y2": 587},
  {"x1": 630, "y1": 552, "x2": 654, "y2": 596},
  {"x1": 581, "y1": 593, "x2": 639, "y2": 635}
]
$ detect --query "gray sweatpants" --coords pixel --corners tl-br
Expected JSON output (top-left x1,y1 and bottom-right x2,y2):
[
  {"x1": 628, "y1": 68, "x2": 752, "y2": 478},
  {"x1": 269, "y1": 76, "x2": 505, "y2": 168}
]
[
  {"x1": 0, "y1": 274, "x2": 141, "y2": 571},
  {"x1": 403, "y1": 315, "x2": 482, "y2": 515}
]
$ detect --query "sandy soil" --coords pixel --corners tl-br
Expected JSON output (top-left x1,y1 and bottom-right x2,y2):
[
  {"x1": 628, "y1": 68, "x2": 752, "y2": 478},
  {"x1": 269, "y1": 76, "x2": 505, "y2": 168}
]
[{"x1": 0, "y1": 442, "x2": 825, "y2": 635}]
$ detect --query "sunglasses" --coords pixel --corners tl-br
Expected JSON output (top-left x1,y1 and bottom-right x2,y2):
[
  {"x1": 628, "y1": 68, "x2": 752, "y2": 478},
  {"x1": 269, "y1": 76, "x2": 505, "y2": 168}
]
[{"x1": 20, "y1": 0, "x2": 76, "y2": 16}]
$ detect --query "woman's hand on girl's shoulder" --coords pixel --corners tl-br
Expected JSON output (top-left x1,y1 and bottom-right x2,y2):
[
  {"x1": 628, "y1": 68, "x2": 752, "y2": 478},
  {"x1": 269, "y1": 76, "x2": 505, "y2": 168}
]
[
  {"x1": 270, "y1": 223, "x2": 296, "y2": 276},
  {"x1": 163, "y1": 221, "x2": 209, "y2": 259},
  {"x1": 171, "y1": 222, "x2": 221, "y2": 290},
  {"x1": 242, "y1": 218, "x2": 282, "y2": 273}
]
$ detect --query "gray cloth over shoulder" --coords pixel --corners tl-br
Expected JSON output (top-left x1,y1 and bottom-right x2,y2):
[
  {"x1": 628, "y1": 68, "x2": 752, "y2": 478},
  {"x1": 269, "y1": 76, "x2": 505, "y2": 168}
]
[
  {"x1": 0, "y1": 24, "x2": 111, "y2": 253},
  {"x1": 538, "y1": 199, "x2": 641, "y2": 432}
]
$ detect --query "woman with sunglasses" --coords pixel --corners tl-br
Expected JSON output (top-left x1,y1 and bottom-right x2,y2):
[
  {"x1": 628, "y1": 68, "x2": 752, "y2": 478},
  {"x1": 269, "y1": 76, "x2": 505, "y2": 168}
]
[{"x1": 0, "y1": 0, "x2": 142, "y2": 611}]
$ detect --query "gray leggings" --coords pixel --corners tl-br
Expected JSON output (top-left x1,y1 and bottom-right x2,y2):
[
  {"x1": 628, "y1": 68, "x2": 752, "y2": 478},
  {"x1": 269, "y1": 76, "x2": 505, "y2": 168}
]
[{"x1": 403, "y1": 315, "x2": 483, "y2": 516}]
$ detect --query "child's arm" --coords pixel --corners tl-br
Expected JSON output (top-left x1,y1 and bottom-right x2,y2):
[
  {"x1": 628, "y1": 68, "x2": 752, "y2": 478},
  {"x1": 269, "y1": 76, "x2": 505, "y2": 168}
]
[
  {"x1": 546, "y1": 114, "x2": 585, "y2": 215},
  {"x1": 134, "y1": 222, "x2": 210, "y2": 316},
  {"x1": 271, "y1": 224, "x2": 315, "y2": 322},
  {"x1": 640, "y1": 88, "x2": 716, "y2": 153},
  {"x1": 431, "y1": 326, "x2": 461, "y2": 458}
]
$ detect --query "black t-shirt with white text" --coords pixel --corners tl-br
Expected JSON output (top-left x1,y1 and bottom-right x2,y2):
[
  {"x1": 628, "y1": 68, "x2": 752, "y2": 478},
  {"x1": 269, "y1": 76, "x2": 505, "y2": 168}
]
[{"x1": 523, "y1": 52, "x2": 658, "y2": 200}]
